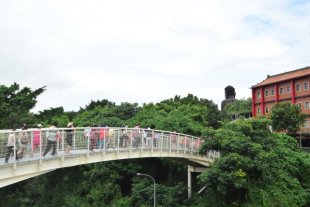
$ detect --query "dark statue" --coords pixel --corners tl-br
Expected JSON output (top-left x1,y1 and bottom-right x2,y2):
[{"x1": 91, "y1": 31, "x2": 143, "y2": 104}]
[{"x1": 221, "y1": 85, "x2": 236, "y2": 110}]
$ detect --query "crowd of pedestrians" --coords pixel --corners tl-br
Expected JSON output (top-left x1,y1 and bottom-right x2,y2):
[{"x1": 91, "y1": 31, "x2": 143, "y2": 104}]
[{"x1": 3, "y1": 123, "x2": 202, "y2": 164}]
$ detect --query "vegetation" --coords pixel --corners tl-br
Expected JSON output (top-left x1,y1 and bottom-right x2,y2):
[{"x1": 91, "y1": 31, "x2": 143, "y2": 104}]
[
  {"x1": 199, "y1": 118, "x2": 310, "y2": 207},
  {"x1": 270, "y1": 102, "x2": 307, "y2": 134},
  {"x1": 223, "y1": 98, "x2": 252, "y2": 120},
  {"x1": 0, "y1": 83, "x2": 45, "y2": 129}
]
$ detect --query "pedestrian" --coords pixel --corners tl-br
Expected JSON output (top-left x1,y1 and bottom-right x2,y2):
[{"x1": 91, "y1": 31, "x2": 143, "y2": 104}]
[
  {"x1": 121, "y1": 125, "x2": 129, "y2": 148},
  {"x1": 65, "y1": 122, "x2": 74, "y2": 154},
  {"x1": 89, "y1": 124, "x2": 97, "y2": 151},
  {"x1": 32, "y1": 124, "x2": 42, "y2": 157},
  {"x1": 17, "y1": 124, "x2": 29, "y2": 159},
  {"x1": 5, "y1": 128, "x2": 17, "y2": 163},
  {"x1": 171, "y1": 131, "x2": 177, "y2": 149},
  {"x1": 98, "y1": 125, "x2": 106, "y2": 150},
  {"x1": 42, "y1": 123, "x2": 59, "y2": 157},
  {"x1": 133, "y1": 124, "x2": 141, "y2": 148}
]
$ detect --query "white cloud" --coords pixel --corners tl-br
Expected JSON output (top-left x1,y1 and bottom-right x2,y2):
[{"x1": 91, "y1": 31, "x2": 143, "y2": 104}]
[{"x1": 0, "y1": 0, "x2": 309, "y2": 113}]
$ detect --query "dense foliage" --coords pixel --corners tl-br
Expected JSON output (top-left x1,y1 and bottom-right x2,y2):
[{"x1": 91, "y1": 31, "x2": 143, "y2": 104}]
[
  {"x1": 270, "y1": 102, "x2": 307, "y2": 134},
  {"x1": 199, "y1": 118, "x2": 310, "y2": 207},
  {"x1": 223, "y1": 98, "x2": 252, "y2": 120},
  {"x1": 0, "y1": 83, "x2": 45, "y2": 129}
]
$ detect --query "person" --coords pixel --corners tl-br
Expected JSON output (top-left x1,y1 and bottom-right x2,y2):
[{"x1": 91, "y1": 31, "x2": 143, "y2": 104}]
[
  {"x1": 65, "y1": 122, "x2": 74, "y2": 154},
  {"x1": 83, "y1": 124, "x2": 91, "y2": 147},
  {"x1": 108, "y1": 127, "x2": 115, "y2": 148},
  {"x1": 32, "y1": 124, "x2": 42, "y2": 157},
  {"x1": 17, "y1": 124, "x2": 29, "y2": 159},
  {"x1": 89, "y1": 124, "x2": 97, "y2": 151},
  {"x1": 145, "y1": 127, "x2": 152, "y2": 147},
  {"x1": 133, "y1": 124, "x2": 141, "y2": 148},
  {"x1": 5, "y1": 128, "x2": 17, "y2": 163},
  {"x1": 153, "y1": 132, "x2": 161, "y2": 148},
  {"x1": 98, "y1": 125, "x2": 106, "y2": 150},
  {"x1": 170, "y1": 131, "x2": 177, "y2": 149},
  {"x1": 120, "y1": 125, "x2": 129, "y2": 148},
  {"x1": 43, "y1": 123, "x2": 59, "y2": 157}
]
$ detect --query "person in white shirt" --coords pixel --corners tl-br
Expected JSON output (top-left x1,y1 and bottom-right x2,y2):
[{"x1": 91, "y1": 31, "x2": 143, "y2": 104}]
[{"x1": 5, "y1": 128, "x2": 17, "y2": 163}]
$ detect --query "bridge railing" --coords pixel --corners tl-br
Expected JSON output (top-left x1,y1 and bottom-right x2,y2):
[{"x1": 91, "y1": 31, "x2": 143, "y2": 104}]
[{"x1": 0, "y1": 127, "x2": 213, "y2": 166}]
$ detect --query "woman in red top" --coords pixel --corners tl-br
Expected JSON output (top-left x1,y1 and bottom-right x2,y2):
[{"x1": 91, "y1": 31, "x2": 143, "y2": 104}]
[{"x1": 32, "y1": 124, "x2": 42, "y2": 157}]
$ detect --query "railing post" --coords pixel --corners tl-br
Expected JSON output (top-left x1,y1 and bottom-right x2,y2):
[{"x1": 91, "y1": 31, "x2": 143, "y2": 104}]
[
  {"x1": 141, "y1": 129, "x2": 144, "y2": 152},
  {"x1": 103, "y1": 129, "x2": 106, "y2": 155},
  {"x1": 73, "y1": 130, "x2": 76, "y2": 150},
  {"x1": 160, "y1": 131, "x2": 164, "y2": 152},
  {"x1": 39, "y1": 130, "x2": 42, "y2": 164},
  {"x1": 169, "y1": 132, "x2": 171, "y2": 152},
  {"x1": 130, "y1": 129, "x2": 132, "y2": 153},
  {"x1": 151, "y1": 131, "x2": 154, "y2": 152},
  {"x1": 13, "y1": 132, "x2": 17, "y2": 168},
  {"x1": 117, "y1": 128, "x2": 120, "y2": 153},
  {"x1": 191, "y1": 136, "x2": 194, "y2": 155},
  {"x1": 177, "y1": 134, "x2": 179, "y2": 153},
  {"x1": 61, "y1": 130, "x2": 65, "y2": 154}
]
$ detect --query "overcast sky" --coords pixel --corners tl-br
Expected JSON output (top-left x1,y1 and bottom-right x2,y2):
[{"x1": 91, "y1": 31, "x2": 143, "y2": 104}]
[{"x1": 0, "y1": 0, "x2": 309, "y2": 112}]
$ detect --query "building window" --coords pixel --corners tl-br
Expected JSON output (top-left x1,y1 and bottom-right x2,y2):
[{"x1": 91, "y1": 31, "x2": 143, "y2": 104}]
[
  {"x1": 265, "y1": 107, "x2": 270, "y2": 114},
  {"x1": 279, "y1": 87, "x2": 284, "y2": 94},
  {"x1": 265, "y1": 90, "x2": 269, "y2": 97},
  {"x1": 296, "y1": 84, "x2": 301, "y2": 91},
  {"x1": 270, "y1": 89, "x2": 275, "y2": 96},
  {"x1": 305, "y1": 102, "x2": 310, "y2": 109},
  {"x1": 286, "y1": 86, "x2": 291, "y2": 93},
  {"x1": 296, "y1": 102, "x2": 302, "y2": 108},
  {"x1": 304, "y1": 82, "x2": 309, "y2": 90},
  {"x1": 257, "y1": 91, "x2": 261, "y2": 98},
  {"x1": 257, "y1": 108, "x2": 261, "y2": 114}
]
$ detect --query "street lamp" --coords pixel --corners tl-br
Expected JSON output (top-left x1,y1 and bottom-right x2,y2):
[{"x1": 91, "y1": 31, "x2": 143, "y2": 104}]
[{"x1": 137, "y1": 173, "x2": 156, "y2": 207}]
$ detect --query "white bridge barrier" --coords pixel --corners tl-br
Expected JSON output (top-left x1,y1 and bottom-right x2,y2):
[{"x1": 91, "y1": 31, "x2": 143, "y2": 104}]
[{"x1": 0, "y1": 127, "x2": 219, "y2": 187}]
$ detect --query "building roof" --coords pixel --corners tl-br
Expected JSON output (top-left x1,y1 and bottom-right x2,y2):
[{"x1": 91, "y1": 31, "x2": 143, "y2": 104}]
[{"x1": 251, "y1": 66, "x2": 310, "y2": 88}]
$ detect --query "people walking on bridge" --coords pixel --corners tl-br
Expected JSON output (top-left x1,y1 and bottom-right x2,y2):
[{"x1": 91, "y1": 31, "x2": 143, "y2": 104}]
[
  {"x1": 133, "y1": 124, "x2": 141, "y2": 148},
  {"x1": 144, "y1": 127, "x2": 152, "y2": 148},
  {"x1": 153, "y1": 132, "x2": 161, "y2": 148},
  {"x1": 89, "y1": 125, "x2": 97, "y2": 151},
  {"x1": 83, "y1": 125, "x2": 91, "y2": 148},
  {"x1": 31, "y1": 124, "x2": 42, "y2": 157},
  {"x1": 98, "y1": 125, "x2": 106, "y2": 150},
  {"x1": 170, "y1": 131, "x2": 177, "y2": 150},
  {"x1": 5, "y1": 128, "x2": 17, "y2": 163},
  {"x1": 120, "y1": 125, "x2": 129, "y2": 148},
  {"x1": 17, "y1": 124, "x2": 29, "y2": 159},
  {"x1": 108, "y1": 127, "x2": 115, "y2": 148},
  {"x1": 65, "y1": 122, "x2": 74, "y2": 154},
  {"x1": 43, "y1": 123, "x2": 59, "y2": 157}
]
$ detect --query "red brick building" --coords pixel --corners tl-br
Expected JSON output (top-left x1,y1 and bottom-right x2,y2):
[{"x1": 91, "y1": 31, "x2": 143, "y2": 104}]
[{"x1": 251, "y1": 66, "x2": 310, "y2": 135}]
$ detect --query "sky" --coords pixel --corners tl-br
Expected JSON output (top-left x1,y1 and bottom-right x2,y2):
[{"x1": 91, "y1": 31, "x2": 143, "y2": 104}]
[{"x1": 0, "y1": 0, "x2": 309, "y2": 113}]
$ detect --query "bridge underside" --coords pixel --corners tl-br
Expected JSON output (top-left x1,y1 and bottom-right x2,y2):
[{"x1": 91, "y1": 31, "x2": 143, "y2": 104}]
[{"x1": 0, "y1": 150, "x2": 214, "y2": 188}]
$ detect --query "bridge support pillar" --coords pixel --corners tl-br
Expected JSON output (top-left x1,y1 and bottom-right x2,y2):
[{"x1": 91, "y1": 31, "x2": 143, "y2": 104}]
[
  {"x1": 188, "y1": 166, "x2": 192, "y2": 199},
  {"x1": 188, "y1": 165, "x2": 207, "y2": 199}
]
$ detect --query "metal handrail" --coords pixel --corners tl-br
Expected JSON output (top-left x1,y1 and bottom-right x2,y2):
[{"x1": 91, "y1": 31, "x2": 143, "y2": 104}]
[{"x1": 0, "y1": 127, "x2": 217, "y2": 167}]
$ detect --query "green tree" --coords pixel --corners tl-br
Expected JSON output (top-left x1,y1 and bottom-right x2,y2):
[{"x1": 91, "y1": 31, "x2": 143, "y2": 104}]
[
  {"x1": 270, "y1": 102, "x2": 307, "y2": 134},
  {"x1": 0, "y1": 83, "x2": 45, "y2": 128},
  {"x1": 198, "y1": 118, "x2": 310, "y2": 207},
  {"x1": 223, "y1": 98, "x2": 252, "y2": 120}
]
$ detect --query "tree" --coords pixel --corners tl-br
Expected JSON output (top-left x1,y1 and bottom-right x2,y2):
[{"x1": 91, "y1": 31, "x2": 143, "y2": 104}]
[
  {"x1": 198, "y1": 118, "x2": 310, "y2": 207},
  {"x1": 223, "y1": 98, "x2": 252, "y2": 120},
  {"x1": 0, "y1": 83, "x2": 45, "y2": 128},
  {"x1": 270, "y1": 102, "x2": 307, "y2": 134}
]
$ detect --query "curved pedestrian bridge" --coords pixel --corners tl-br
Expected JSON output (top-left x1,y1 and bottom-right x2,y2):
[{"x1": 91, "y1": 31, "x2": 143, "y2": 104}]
[{"x1": 0, "y1": 127, "x2": 219, "y2": 188}]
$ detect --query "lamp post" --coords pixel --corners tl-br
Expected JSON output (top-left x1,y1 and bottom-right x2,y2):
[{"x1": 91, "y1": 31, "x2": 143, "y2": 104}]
[{"x1": 137, "y1": 173, "x2": 156, "y2": 207}]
